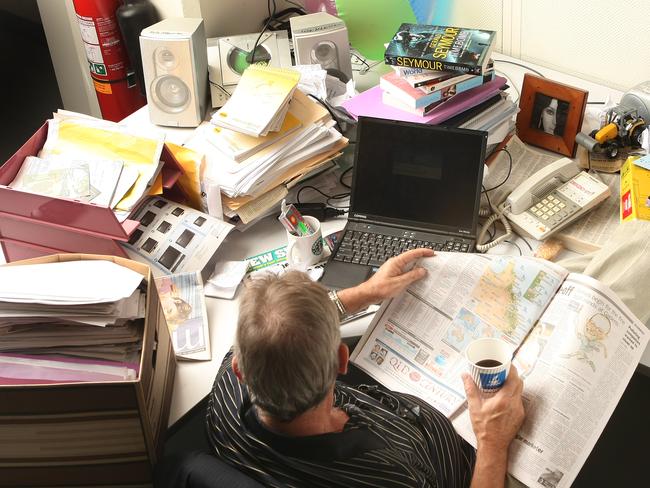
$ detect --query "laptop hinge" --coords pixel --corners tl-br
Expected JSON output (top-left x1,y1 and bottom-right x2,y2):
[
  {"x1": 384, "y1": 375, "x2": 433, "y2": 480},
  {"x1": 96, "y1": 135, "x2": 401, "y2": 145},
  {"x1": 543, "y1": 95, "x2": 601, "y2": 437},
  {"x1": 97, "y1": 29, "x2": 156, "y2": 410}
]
[{"x1": 348, "y1": 217, "x2": 473, "y2": 240}]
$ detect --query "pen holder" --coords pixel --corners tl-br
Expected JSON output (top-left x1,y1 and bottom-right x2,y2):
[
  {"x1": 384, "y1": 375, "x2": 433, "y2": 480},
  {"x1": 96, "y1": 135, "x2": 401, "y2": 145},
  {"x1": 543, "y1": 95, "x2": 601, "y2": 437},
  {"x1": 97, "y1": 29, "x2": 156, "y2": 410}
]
[{"x1": 286, "y1": 215, "x2": 323, "y2": 270}]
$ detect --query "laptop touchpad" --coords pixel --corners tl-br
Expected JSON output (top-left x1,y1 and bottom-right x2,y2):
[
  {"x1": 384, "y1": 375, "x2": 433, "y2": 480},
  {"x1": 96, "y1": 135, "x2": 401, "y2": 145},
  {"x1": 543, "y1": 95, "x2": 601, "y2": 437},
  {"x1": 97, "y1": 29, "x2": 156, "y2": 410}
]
[{"x1": 320, "y1": 262, "x2": 373, "y2": 290}]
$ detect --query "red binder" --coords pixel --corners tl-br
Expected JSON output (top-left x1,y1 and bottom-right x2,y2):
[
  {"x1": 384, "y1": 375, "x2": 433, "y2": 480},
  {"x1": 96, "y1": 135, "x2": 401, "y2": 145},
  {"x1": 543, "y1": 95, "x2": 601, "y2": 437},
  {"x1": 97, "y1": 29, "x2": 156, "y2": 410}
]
[{"x1": 0, "y1": 122, "x2": 184, "y2": 262}]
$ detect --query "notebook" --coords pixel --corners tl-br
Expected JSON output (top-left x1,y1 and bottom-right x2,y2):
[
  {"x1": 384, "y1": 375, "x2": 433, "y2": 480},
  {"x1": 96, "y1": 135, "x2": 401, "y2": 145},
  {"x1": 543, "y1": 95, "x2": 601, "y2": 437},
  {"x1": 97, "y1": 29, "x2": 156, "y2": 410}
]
[{"x1": 320, "y1": 116, "x2": 487, "y2": 290}]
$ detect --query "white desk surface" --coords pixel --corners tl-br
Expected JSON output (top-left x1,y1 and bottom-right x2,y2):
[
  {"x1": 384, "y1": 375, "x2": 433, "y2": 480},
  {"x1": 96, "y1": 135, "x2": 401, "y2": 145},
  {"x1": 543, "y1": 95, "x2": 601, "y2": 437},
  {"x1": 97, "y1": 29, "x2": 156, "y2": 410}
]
[{"x1": 119, "y1": 54, "x2": 649, "y2": 426}]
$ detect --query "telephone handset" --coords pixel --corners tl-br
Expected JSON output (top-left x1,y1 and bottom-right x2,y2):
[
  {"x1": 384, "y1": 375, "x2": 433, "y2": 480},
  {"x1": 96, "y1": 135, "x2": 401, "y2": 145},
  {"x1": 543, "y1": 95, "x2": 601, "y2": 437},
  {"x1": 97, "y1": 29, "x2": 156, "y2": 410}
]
[{"x1": 501, "y1": 158, "x2": 611, "y2": 240}]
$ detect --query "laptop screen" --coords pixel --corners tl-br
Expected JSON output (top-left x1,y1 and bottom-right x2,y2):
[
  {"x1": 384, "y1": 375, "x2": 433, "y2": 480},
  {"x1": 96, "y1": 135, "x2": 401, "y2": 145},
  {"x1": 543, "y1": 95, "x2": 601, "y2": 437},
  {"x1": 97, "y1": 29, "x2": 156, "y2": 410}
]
[{"x1": 349, "y1": 117, "x2": 487, "y2": 237}]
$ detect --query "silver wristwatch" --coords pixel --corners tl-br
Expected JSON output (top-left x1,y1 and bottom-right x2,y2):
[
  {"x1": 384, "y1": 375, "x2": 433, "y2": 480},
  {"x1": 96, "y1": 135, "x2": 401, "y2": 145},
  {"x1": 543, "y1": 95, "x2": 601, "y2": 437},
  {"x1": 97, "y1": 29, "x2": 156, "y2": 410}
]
[{"x1": 328, "y1": 290, "x2": 348, "y2": 320}]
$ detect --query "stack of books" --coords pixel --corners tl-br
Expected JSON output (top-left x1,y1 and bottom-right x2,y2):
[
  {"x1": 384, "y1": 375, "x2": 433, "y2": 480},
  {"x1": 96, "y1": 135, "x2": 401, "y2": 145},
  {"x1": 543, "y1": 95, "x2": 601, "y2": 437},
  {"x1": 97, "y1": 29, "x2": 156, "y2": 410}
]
[
  {"x1": 381, "y1": 23, "x2": 496, "y2": 117},
  {"x1": 186, "y1": 66, "x2": 348, "y2": 227},
  {"x1": 343, "y1": 23, "x2": 518, "y2": 157}
]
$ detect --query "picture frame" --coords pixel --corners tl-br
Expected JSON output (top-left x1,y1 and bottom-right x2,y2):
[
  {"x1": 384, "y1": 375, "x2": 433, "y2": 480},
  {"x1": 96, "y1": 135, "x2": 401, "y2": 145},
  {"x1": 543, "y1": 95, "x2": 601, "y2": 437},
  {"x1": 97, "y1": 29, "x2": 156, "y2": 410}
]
[{"x1": 516, "y1": 74, "x2": 588, "y2": 157}]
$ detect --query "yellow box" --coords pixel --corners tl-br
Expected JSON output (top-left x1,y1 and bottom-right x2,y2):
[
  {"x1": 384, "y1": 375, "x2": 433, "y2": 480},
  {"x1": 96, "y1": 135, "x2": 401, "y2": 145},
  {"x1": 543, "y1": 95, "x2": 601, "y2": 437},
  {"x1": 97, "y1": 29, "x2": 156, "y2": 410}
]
[{"x1": 620, "y1": 155, "x2": 650, "y2": 222}]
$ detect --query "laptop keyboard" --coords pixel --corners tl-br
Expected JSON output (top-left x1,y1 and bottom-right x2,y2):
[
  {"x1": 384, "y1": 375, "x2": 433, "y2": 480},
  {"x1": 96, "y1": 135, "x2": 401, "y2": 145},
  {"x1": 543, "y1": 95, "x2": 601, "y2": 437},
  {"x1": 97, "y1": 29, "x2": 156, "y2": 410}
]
[{"x1": 333, "y1": 230, "x2": 470, "y2": 267}]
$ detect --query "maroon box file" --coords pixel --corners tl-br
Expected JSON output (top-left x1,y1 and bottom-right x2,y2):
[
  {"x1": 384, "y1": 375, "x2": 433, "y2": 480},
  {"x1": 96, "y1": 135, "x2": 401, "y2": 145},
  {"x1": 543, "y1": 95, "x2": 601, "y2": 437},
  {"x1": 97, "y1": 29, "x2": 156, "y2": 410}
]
[{"x1": 0, "y1": 121, "x2": 185, "y2": 262}]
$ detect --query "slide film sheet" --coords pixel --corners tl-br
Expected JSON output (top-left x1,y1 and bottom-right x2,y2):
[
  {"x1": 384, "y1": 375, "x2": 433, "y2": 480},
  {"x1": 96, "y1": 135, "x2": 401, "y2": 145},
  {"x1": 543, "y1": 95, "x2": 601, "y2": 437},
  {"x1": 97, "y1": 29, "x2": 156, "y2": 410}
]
[{"x1": 124, "y1": 197, "x2": 233, "y2": 275}]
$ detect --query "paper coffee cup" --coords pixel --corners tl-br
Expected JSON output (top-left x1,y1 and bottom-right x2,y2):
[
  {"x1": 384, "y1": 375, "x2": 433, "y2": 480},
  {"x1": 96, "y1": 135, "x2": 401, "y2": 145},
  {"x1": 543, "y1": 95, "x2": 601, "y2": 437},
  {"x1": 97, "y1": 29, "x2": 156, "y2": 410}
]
[
  {"x1": 465, "y1": 338, "x2": 513, "y2": 392},
  {"x1": 286, "y1": 215, "x2": 323, "y2": 269}
]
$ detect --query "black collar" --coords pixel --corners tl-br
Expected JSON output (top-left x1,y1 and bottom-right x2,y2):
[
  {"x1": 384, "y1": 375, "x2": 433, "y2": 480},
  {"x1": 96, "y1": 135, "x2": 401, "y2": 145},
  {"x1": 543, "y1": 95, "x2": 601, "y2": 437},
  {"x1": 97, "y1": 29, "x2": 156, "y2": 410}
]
[{"x1": 242, "y1": 401, "x2": 386, "y2": 462}]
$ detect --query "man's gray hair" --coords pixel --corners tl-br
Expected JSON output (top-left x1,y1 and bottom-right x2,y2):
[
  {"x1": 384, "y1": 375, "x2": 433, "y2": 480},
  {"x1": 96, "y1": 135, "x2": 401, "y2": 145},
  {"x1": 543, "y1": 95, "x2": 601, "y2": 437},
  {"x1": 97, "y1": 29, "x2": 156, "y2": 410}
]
[{"x1": 235, "y1": 271, "x2": 340, "y2": 421}]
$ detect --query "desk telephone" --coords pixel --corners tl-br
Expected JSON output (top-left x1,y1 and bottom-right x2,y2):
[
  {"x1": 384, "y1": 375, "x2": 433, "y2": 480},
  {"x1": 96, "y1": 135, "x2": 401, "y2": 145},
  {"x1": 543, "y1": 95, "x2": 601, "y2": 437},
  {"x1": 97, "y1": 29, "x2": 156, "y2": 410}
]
[{"x1": 501, "y1": 158, "x2": 611, "y2": 241}]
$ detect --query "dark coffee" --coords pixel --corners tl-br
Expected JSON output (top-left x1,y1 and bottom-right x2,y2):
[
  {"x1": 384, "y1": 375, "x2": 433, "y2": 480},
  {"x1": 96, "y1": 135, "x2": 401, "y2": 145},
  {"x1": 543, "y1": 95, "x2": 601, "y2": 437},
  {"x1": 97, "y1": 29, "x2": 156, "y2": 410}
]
[{"x1": 476, "y1": 359, "x2": 502, "y2": 368}]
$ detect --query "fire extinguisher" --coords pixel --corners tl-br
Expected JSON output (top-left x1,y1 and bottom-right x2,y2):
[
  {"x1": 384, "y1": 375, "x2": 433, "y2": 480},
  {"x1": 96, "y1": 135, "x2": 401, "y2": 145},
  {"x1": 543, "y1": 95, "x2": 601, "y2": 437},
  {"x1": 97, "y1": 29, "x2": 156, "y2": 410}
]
[{"x1": 72, "y1": 0, "x2": 146, "y2": 121}]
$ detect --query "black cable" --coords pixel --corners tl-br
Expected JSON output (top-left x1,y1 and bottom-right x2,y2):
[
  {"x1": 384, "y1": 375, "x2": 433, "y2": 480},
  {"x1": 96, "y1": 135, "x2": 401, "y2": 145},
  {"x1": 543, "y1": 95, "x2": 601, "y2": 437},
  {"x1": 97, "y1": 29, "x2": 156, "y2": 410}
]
[
  {"x1": 504, "y1": 240, "x2": 523, "y2": 256},
  {"x1": 518, "y1": 235, "x2": 534, "y2": 252},
  {"x1": 339, "y1": 166, "x2": 352, "y2": 189},
  {"x1": 296, "y1": 185, "x2": 350, "y2": 208},
  {"x1": 483, "y1": 147, "x2": 513, "y2": 192},
  {"x1": 587, "y1": 101, "x2": 606, "y2": 105},
  {"x1": 493, "y1": 59, "x2": 546, "y2": 78},
  {"x1": 250, "y1": 0, "x2": 276, "y2": 64},
  {"x1": 306, "y1": 94, "x2": 343, "y2": 132}
]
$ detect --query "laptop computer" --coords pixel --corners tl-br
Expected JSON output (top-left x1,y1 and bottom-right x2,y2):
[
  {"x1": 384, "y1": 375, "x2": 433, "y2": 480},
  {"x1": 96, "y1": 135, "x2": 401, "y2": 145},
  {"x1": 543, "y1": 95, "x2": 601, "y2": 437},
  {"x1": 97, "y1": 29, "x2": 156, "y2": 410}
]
[{"x1": 320, "y1": 116, "x2": 487, "y2": 290}]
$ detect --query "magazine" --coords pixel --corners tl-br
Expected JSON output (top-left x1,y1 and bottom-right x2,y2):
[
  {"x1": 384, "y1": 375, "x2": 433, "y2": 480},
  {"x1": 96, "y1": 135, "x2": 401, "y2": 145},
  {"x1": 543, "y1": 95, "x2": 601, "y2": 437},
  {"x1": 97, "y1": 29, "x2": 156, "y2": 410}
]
[
  {"x1": 351, "y1": 252, "x2": 648, "y2": 488},
  {"x1": 384, "y1": 24, "x2": 496, "y2": 75}
]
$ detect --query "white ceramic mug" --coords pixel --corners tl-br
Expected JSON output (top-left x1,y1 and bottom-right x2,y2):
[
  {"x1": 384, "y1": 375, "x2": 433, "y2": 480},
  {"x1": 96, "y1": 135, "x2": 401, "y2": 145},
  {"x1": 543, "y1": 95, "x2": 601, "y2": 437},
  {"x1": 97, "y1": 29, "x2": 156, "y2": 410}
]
[
  {"x1": 465, "y1": 338, "x2": 513, "y2": 393},
  {"x1": 286, "y1": 215, "x2": 323, "y2": 269}
]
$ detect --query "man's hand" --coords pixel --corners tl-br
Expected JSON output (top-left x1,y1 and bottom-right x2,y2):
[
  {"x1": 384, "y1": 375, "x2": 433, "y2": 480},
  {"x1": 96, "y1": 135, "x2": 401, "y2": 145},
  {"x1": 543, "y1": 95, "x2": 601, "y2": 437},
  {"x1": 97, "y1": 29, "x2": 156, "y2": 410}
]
[
  {"x1": 337, "y1": 248, "x2": 434, "y2": 314},
  {"x1": 465, "y1": 366, "x2": 525, "y2": 488},
  {"x1": 463, "y1": 365, "x2": 525, "y2": 452}
]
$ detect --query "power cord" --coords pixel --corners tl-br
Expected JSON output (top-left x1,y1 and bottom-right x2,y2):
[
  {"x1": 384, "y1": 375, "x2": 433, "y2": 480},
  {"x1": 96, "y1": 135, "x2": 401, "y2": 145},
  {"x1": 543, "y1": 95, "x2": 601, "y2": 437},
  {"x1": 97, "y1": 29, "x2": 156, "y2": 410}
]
[
  {"x1": 250, "y1": 0, "x2": 277, "y2": 64},
  {"x1": 292, "y1": 202, "x2": 347, "y2": 221}
]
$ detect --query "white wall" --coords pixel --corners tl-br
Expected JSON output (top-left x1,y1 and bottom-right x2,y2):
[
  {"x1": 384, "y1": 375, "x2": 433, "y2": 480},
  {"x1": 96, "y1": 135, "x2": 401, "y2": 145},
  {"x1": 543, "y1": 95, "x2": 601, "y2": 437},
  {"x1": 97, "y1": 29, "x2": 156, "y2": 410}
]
[
  {"x1": 444, "y1": 0, "x2": 650, "y2": 92},
  {"x1": 37, "y1": 0, "x2": 101, "y2": 117}
]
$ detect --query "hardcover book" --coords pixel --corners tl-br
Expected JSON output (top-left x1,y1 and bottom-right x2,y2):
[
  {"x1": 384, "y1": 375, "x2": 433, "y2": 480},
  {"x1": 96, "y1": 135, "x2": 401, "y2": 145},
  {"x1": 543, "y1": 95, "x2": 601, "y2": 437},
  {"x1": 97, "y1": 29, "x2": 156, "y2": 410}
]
[
  {"x1": 380, "y1": 70, "x2": 491, "y2": 109},
  {"x1": 384, "y1": 24, "x2": 496, "y2": 75}
]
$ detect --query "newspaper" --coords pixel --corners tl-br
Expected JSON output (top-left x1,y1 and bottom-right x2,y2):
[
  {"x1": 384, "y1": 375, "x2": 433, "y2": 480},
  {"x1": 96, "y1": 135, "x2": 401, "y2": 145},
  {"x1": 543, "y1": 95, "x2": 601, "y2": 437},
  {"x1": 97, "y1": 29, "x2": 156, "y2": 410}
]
[
  {"x1": 154, "y1": 272, "x2": 211, "y2": 361},
  {"x1": 485, "y1": 136, "x2": 621, "y2": 253},
  {"x1": 123, "y1": 197, "x2": 233, "y2": 278},
  {"x1": 350, "y1": 252, "x2": 648, "y2": 488}
]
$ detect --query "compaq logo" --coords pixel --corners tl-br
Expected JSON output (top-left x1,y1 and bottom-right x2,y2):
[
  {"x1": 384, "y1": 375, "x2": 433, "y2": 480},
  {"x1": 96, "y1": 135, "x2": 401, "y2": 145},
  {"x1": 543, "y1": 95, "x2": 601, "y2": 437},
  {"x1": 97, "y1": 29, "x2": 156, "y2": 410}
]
[
  {"x1": 458, "y1": 229, "x2": 470, "y2": 234},
  {"x1": 356, "y1": 214, "x2": 367, "y2": 219}
]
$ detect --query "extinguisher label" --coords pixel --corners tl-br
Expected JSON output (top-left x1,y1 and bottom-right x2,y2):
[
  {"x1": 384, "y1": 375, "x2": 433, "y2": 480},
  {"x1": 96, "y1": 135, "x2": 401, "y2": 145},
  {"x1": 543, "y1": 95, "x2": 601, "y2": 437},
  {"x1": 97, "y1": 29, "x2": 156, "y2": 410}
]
[
  {"x1": 84, "y1": 44, "x2": 104, "y2": 64},
  {"x1": 76, "y1": 15, "x2": 99, "y2": 44},
  {"x1": 93, "y1": 79, "x2": 112, "y2": 95},
  {"x1": 90, "y1": 62, "x2": 107, "y2": 76}
]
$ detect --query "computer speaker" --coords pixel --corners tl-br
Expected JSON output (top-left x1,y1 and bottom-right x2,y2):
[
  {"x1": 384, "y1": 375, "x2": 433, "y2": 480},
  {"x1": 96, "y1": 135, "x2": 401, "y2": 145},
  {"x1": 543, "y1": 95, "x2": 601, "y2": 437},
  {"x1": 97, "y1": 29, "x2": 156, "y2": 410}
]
[
  {"x1": 140, "y1": 18, "x2": 208, "y2": 127},
  {"x1": 290, "y1": 12, "x2": 353, "y2": 83}
]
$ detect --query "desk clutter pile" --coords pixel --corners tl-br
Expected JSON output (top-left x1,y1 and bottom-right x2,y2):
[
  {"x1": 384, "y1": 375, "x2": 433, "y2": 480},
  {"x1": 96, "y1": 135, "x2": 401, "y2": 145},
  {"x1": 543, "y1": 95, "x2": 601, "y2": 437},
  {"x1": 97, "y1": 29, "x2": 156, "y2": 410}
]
[{"x1": 185, "y1": 64, "x2": 348, "y2": 226}]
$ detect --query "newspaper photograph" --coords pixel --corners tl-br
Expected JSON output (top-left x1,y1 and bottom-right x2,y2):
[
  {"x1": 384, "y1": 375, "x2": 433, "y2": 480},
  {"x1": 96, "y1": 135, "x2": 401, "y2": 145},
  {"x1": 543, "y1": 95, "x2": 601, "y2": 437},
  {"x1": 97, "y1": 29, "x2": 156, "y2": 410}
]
[
  {"x1": 351, "y1": 252, "x2": 567, "y2": 416},
  {"x1": 452, "y1": 273, "x2": 648, "y2": 488},
  {"x1": 123, "y1": 197, "x2": 233, "y2": 277},
  {"x1": 154, "y1": 271, "x2": 211, "y2": 361}
]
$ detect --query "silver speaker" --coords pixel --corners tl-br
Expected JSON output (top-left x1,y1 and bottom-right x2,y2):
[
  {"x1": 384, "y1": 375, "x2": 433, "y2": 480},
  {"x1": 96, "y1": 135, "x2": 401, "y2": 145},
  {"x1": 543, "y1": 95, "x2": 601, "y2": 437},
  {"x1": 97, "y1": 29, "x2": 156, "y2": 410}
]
[
  {"x1": 290, "y1": 12, "x2": 352, "y2": 83},
  {"x1": 140, "y1": 18, "x2": 208, "y2": 127}
]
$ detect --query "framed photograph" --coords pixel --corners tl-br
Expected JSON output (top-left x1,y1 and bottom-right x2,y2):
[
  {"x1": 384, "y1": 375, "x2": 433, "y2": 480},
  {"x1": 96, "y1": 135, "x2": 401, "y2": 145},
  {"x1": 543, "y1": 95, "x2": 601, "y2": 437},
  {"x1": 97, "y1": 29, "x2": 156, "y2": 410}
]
[{"x1": 516, "y1": 74, "x2": 588, "y2": 157}]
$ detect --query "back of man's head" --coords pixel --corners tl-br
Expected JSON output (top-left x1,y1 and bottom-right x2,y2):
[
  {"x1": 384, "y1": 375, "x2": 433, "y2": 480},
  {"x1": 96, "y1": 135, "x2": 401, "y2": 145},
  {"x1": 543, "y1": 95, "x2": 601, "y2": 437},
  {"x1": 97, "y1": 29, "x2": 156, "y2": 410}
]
[{"x1": 235, "y1": 271, "x2": 340, "y2": 421}]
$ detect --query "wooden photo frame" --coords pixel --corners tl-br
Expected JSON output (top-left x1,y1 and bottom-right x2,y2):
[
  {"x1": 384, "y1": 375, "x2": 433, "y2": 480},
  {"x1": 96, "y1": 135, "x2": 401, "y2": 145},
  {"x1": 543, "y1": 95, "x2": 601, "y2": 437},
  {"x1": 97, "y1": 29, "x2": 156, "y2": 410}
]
[{"x1": 516, "y1": 74, "x2": 588, "y2": 157}]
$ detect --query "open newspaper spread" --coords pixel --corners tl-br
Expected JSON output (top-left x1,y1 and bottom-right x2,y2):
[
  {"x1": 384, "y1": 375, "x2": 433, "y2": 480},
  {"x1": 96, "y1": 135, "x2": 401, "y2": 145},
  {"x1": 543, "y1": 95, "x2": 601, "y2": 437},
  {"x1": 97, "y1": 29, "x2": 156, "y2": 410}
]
[{"x1": 350, "y1": 252, "x2": 648, "y2": 488}]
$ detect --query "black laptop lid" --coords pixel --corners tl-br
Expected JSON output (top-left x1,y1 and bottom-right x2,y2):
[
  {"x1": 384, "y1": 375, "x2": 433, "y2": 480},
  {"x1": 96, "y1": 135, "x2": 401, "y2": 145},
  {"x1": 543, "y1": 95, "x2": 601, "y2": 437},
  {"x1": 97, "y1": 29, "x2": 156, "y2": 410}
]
[{"x1": 349, "y1": 116, "x2": 487, "y2": 237}]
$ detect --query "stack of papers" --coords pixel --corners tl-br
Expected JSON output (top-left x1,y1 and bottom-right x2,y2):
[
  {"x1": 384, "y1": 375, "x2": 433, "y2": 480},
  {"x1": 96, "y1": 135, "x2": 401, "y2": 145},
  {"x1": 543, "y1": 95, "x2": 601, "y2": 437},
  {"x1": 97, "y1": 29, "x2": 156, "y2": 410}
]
[
  {"x1": 186, "y1": 89, "x2": 348, "y2": 225},
  {"x1": 211, "y1": 65, "x2": 300, "y2": 137},
  {"x1": 33, "y1": 110, "x2": 166, "y2": 221},
  {"x1": 0, "y1": 260, "x2": 146, "y2": 384}
]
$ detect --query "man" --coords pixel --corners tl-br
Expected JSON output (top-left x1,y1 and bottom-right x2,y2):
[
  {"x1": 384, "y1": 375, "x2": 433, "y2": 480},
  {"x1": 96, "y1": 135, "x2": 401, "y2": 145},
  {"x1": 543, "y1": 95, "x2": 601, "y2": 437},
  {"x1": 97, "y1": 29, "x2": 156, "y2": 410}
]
[{"x1": 206, "y1": 248, "x2": 525, "y2": 488}]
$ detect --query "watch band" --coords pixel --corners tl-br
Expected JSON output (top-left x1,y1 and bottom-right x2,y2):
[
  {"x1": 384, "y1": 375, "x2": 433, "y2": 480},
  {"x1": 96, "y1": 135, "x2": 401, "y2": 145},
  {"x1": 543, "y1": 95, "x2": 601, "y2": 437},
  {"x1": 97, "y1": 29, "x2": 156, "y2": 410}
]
[{"x1": 328, "y1": 290, "x2": 348, "y2": 320}]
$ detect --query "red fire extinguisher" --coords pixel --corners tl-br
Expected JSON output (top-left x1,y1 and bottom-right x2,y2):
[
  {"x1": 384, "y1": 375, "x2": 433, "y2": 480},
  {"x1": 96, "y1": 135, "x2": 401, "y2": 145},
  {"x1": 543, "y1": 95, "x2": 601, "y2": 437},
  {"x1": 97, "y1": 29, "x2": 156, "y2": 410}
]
[{"x1": 72, "y1": 0, "x2": 146, "y2": 121}]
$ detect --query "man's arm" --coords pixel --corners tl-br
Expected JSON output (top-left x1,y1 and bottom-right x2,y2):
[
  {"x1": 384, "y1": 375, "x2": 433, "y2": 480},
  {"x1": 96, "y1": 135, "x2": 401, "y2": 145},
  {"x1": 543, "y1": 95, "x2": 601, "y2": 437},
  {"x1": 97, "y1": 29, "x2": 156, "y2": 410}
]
[
  {"x1": 337, "y1": 248, "x2": 434, "y2": 313},
  {"x1": 463, "y1": 366, "x2": 526, "y2": 488}
]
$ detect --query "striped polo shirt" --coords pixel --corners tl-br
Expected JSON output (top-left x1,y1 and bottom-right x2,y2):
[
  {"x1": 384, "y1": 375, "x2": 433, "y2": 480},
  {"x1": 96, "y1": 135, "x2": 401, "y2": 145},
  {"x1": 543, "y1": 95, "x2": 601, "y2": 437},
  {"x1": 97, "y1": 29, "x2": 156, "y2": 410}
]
[{"x1": 207, "y1": 352, "x2": 476, "y2": 488}]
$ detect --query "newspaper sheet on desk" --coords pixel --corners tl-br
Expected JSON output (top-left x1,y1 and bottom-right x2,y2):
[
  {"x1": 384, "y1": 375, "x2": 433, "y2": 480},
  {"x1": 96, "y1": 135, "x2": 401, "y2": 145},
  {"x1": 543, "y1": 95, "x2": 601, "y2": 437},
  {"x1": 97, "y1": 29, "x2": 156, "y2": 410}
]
[
  {"x1": 154, "y1": 272, "x2": 211, "y2": 361},
  {"x1": 485, "y1": 136, "x2": 620, "y2": 253},
  {"x1": 351, "y1": 252, "x2": 567, "y2": 416},
  {"x1": 350, "y1": 253, "x2": 568, "y2": 416},
  {"x1": 451, "y1": 274, "x2": 648, "y2": 488},
  {"x1": 123, "y1": 197, "x2": 233, "y2": 277}
]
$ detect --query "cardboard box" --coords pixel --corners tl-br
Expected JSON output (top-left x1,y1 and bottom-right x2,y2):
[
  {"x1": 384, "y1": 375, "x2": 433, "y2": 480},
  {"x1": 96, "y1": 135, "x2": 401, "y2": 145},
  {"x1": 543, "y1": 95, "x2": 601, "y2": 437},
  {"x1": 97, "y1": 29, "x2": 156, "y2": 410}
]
[
  {"x1": 620, "y1": 155, "x2": 650, "y2": 222},
  {"x1": 0, "y1": 254, "x2": 176, "y2": 487},
  {"x1": 0, "y1": 121, "x2": 185, "y2": 263}
]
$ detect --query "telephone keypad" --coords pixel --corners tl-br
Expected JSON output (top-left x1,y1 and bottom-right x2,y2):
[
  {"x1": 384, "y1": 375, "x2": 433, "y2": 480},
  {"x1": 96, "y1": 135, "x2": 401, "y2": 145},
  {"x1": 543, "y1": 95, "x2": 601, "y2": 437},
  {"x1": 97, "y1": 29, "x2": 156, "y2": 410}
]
[{"x1": 526, "y1": 190, "x2": 580, "y2": 230}]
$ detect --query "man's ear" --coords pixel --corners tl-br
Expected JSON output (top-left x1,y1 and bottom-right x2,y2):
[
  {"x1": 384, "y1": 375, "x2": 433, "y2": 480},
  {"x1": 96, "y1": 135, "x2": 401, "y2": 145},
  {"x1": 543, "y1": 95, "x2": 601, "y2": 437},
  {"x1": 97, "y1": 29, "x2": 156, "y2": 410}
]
[
  {"x1": 338, "y1": 343, "x2": 350, "y2": 375},
  {"x1": 232, "y1": 355, "x2": 245, "y2": 383}
]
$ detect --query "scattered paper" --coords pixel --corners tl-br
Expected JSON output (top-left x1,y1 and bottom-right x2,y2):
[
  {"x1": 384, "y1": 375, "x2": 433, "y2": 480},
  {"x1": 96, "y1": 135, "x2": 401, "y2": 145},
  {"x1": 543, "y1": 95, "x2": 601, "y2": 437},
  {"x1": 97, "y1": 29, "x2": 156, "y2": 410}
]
[
  {"x1": 155, "y1": 272, "x2": 211, "y2": 361},
  {"x1": 205, "y1": 260, "x2": 248, "y2": 299}
]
